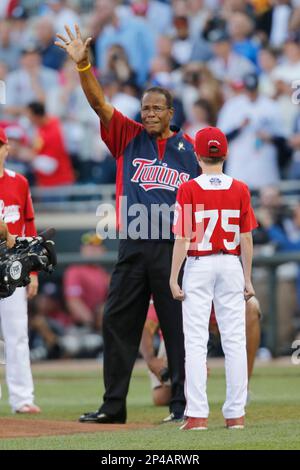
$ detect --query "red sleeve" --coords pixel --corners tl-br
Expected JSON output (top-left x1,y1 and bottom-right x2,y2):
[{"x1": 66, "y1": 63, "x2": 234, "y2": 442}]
[
  {"x1": 24, "y1": 182, "x2": 37, "y2": 236},
  {"x1": 63, "y1": 267, "x2": 83, "y2": 299},
  {"x1": 182, "y1": 132, "x2": 195, "y2": 147},
  {"x1": 240, "y1": 184, "x2": 258, "y2": 233},
  {"x1": 173, "y1": 183, "x2": 193, "y2": 238},
  {"x1": 100, "y1": 108, "x2": 143, "y2": 159}
]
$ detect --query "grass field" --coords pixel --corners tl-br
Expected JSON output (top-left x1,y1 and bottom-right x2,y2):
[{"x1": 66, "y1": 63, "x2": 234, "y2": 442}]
[{"x1": 0, "y1": 359, "x2": 299, "y2": 450}]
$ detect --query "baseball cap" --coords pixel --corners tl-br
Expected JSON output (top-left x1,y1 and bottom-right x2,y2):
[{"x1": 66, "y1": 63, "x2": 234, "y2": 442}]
[
  {"x1": 242, "y1": 72, "x2": 259, "y2": 91},
  {"x1": 81, "y1": 232, "x2": 103, "y2": 246},
  {"x1": 195, "y1": 127, "x2": 228, "y2": 158},
  {"x1": 0, "y1": 128, "x2": 8, "y2": 145}
]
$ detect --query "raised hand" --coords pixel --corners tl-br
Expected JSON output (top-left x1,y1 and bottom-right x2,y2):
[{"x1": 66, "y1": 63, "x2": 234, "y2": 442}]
[{"x1": 54, "y1": 24, "x2": 92, "y2": 66}]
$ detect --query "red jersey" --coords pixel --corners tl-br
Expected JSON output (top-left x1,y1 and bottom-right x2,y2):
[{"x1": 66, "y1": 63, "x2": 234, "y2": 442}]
[
  {"x1": 64, "y1": 265, "x2": 110, "y2": 312},
  {"x1": 33, "y1": 117, "x2": 75, "y2": 187},
  {"x1": 146, "y1": 299, "x2": 163, "y2": 340},
  {"x1": 0, "y1": 169, "x2": 37, "y2": 237},
  {"x1": 173, "y1": 173, "x2": 257, "y2": 257}
]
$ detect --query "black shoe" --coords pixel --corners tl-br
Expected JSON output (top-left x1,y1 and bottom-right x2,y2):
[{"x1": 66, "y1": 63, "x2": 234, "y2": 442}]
[
  {"x1": 79, "y1": 411, "x2": 126, "y2": 424},
  {"x1": 162, "y1": 412, "x2": 184, "y2": 423}
]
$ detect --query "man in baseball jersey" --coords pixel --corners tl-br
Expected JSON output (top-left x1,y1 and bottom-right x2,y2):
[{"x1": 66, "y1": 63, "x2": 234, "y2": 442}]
[
  {"x1": 170, "y1": 127, "x2": 257, "y2": 430},
  {"x1": 56, "y1": 25, "x2": 199, "y2": 424},
  {"x1": 0, "y1": 127, "x2": 40, "y2": 414}
]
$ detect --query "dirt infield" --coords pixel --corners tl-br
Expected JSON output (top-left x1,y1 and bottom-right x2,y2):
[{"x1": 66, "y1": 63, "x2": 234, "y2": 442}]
[{"x1": 0, "y1": 418, "x2": 154, "y2": 439}]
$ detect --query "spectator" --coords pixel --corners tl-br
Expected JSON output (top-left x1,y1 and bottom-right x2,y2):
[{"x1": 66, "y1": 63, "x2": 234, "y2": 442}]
[
  {"x1": 125, "y1": 0, "x2": 173, "y2": 36},
  {"x1": 5, "y1": 44, "x2": 59, "y2": 117},
  {"x1": 100, "y1": 73, "x2": 140, "y2": 120},
  {"x1": 184, "y1": 98, "x2": 216, "y2": 137},
  {"x1": 0, "y1": 122, "x2": 33, "y2": 183},
  {"x1": 45, "y1": 0, "x2": 81, "y2": 35},
  {"x1": 26, "y1": 101, "x2": 75, "y2": 188},
  {"x1": 258, "y1": 47, "x2": 278, "y2": 97},
  {"x1": 254, "y1": 0, "x2": 291, "y2": 46},
  {"x1": 254, "y1": 185, "x2": 291, "y2": 246},
  {"x1": 93, "y1": 0, "x2": 156, "y2": 86},
  {"x1": 177, "y1": 62, "x2": 223, "y2": 121},
  {"x1": 63, "y1": 232, "x2": 110, "y2": 331},
  {"x1": 104, "y1": 44, "x2": 139, "y2": 89},
  {"x1": 156, "y1": 35, "x2": 180, "y2": 70},
  {"x1": 46, "y1": 58, "x2": 103, "y2": 169},
  {"x1": 28, "y1": 284, "x2": 68, "y2": 361},
  {"x1": 187, "y1": 0, "x2": 212, "y2": 39},
  {"x1": 208, "y1": 29, "x2": 256, "y2": 84},
  {"x1": 269, "y1": 0, "x2": 292, "y2": 48},
  {"x1": 259, "y1": 202, "x2": 300, "y2": 343},
  {"x1": 218, "y1": 72, "x2": 285, "y2": 189},
  {"x1": 228, "y1": 12, "x2": 260, "y2": 66},
  {"x1": 34, "y1": 16, "x2": 66, "y2": 70},
  {"x1": 0, "y1": 18, "x2": 21, "y2": 70},
  {"x1": 271, "y1": 32, "x2": 300, "y2": 86},
  {"x1": 171, "y1": 16, "x2": 193, "y2": 66}
]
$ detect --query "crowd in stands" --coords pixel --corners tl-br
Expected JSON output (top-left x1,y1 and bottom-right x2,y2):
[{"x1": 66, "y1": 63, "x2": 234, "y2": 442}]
[{"x1": 1, "y1": 0, "x2": 300, "y2": 357}]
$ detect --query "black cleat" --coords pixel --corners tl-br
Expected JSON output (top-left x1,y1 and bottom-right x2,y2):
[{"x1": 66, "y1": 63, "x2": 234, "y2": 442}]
[{"x1": 79, "y1": 411, "x2": 126, "y2": 424}]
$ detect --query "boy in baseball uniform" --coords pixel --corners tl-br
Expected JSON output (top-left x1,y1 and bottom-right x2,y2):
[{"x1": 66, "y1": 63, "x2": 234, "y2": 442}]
[{"x1": 170, "y1": 127, "x2": 257, "y2": 430}]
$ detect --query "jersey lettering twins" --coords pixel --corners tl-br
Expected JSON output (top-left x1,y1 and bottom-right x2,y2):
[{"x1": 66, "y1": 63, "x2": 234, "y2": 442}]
[{"x1": 173, "y1": 173, "x2": 258, "y2": 256}]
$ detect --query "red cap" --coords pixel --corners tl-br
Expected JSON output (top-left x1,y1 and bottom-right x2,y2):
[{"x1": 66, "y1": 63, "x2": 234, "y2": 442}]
[
  {"x1": 195, "y1": 126, "x2": 228, "y2": 158},
  {"x1": 0, "y1": 128, "x2": 8, "y2": 145}
]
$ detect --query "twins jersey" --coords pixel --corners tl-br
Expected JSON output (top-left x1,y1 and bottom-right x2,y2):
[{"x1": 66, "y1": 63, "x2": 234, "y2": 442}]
[
  {"x1": 100, "y1": 109, "x2": 199, "y2": 239},
  {"x1": 0, "y1": 169, "x2": 37, "y2": 237},
  {"x1": 173, "y1": 173, "x2": 257, "y2": 256}
]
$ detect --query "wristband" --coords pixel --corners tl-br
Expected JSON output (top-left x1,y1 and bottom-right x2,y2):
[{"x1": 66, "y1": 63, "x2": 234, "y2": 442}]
[{"x1": 76, "y1": 63, "x2": 91, "y2": 73}]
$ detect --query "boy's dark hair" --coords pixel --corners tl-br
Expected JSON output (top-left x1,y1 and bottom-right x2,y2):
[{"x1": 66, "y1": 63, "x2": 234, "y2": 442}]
[
  {"x1": 199, "y1": 156, "x2": 226, "y2": 165},
  {"x1": 27, "y1": 101, "x2": 46, "y2": 117},
  {"x1": 141, "y1": 87, "x2": 174, "y2": 108}
]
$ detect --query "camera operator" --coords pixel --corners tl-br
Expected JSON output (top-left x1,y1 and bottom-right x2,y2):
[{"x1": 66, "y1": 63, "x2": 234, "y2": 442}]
[{"x1": 0, "y1": 127, "x2": 40, "y2": 414}]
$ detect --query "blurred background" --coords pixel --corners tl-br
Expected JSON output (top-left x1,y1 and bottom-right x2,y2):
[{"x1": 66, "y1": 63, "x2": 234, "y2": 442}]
[{"x1": 1, "y1": 0, "x2": 300, "y2": 361}]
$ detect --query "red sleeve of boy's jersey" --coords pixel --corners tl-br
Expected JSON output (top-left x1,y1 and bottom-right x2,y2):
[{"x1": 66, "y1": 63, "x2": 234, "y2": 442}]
[
  {"x1": 100, "y1": 108, "x2": 143, "y2": 159},
  {"x1": 173, "y1": 183, "x2": 193, "y2": 239},
  {"x1": 240, "y1": 183, "x2": 258, "y2": 233}
]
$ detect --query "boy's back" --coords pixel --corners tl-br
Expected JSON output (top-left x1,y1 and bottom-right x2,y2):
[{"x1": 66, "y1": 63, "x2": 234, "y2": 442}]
[{"x1": 174, "y1": 173, "x2": 257, "y2": 256}]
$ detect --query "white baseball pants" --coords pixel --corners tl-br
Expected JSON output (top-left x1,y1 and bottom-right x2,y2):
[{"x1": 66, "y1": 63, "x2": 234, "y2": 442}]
[
  {"x1": 182, "y1": 254, "x2": 248, "y2": 419},
  {"x1": 0, "y1": 288, "x2": 35, "y2": 411}
]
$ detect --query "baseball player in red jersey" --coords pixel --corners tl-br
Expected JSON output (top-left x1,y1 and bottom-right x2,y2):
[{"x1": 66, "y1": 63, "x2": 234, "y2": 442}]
[
  {"x1": 170, "y1": 127, "x2": 257, "y2": 431},
  {"x1": 0, "y1": 128, "x2": 40, "y2": 414}
]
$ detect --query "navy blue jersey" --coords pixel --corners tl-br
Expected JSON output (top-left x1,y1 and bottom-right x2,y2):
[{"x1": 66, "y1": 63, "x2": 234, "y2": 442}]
[{"x1": 101, "y1": 108, "x2": 200, "y2": 240}]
